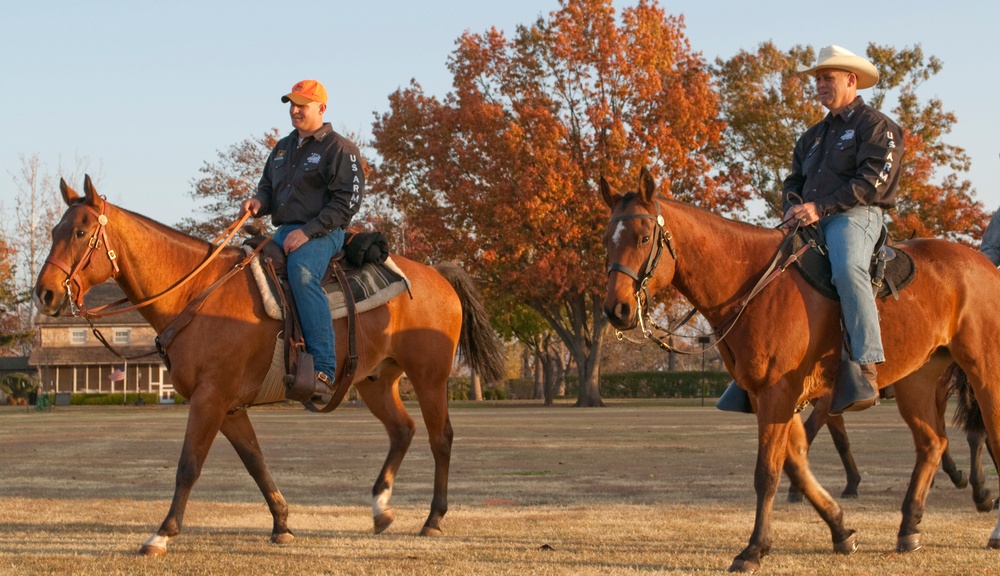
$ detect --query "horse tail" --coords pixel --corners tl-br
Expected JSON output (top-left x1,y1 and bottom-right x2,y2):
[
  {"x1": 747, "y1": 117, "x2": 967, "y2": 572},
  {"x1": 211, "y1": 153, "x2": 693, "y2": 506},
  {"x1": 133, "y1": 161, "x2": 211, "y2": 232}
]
[
  {"x1": 434, "y1": 263, "x2": 507, "y2": 383},
  {"x1": 950, "y1": 362, "x2": 986, "y2": 436}
]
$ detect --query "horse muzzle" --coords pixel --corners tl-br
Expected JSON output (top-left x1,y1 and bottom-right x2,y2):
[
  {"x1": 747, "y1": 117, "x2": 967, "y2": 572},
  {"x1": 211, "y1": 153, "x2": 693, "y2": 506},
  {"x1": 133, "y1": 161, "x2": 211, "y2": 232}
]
[
  {"x1": 603, "y1": 299, "x2": 638, "y2": 330},
  {"x1": 33, "y1": 284, "x2": 70, "y2": 317}
]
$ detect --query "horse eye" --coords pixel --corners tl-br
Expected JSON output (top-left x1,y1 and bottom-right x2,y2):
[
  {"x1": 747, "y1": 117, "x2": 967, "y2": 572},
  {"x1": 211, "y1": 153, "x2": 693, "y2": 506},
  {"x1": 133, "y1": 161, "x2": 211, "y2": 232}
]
[
  {"x1": 74, "y1": 229, "x2": 87, "y2": 239},
  {"x1": 640, "y1": 235, "x2": 651, "y2": 245}
]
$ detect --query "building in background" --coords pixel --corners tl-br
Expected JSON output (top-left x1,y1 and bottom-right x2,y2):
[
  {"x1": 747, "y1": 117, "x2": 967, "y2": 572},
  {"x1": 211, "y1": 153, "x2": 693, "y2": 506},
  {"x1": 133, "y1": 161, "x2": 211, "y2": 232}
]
[{"x1": 28, "y1": 281, "x2": 174, "y2": 402}]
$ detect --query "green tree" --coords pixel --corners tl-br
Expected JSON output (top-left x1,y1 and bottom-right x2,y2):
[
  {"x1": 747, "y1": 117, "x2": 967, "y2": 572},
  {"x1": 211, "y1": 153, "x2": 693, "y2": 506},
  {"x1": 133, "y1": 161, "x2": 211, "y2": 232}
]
[{"x1": 371, "y1": 0, "x2": 734, "y2": 406}]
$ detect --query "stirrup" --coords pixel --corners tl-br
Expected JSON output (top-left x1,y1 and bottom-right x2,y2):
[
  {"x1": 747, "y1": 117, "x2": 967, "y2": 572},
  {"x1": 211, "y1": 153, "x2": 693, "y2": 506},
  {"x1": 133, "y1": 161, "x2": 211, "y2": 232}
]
[{"x1": 716, "y1": 380, "x2": 754, "y2": 414}]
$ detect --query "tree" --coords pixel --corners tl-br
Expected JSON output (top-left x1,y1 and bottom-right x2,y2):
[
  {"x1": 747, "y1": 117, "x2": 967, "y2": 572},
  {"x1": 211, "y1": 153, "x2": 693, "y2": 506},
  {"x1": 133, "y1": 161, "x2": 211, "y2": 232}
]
[
  {"x1": 178, "y1": 128, "x2": 280, "y2": 240},
  {"x1": 3, "y1": 153, "x2": 65, "y2": 356},
  {"x1": 0, "y1": 238, "x2": 33, "y2": 353},
  {"x1": 714, "y1": 43, "x2": 986, "y2": 241},
  {"x1": 371, "y1": 0, "x2": 733, "y2": 406}
]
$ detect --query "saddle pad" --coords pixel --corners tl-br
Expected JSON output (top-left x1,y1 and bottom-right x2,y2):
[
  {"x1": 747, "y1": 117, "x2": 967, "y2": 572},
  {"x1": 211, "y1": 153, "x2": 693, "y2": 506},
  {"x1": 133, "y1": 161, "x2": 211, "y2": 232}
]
[
  {"x1": 244, "y1": 248, "x2": 411, "y2": 321},
  {"x1": 790, "y1": 231, "x2": 916, "y2": 300}
]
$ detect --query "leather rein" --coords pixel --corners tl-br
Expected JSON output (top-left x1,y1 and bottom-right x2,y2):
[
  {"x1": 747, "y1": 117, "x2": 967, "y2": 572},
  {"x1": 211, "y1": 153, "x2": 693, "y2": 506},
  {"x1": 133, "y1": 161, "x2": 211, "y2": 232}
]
[
  {"x1": 45, "y1": 197, "x2": 260, "y2": 359},
  {"x1": 606, "y1": 198, "x2": 813, "y2": 355}
]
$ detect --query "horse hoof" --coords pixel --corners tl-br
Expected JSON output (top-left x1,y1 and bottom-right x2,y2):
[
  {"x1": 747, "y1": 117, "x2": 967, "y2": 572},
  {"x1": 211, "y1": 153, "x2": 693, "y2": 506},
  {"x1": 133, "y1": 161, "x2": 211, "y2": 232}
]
[
  {"x1": 270, "y1": 532, "x2": 295, "y2": 545},
  {"x1": 139, "y1": 545, "x2": 166, "y2": 557},
  {"x1": 374, "y1": 511, "x2": 394, "y2": 534},
  {"x1": 896, "y1": 533, "x2": 922, "y2": 553},
  {"x1": 841, "y1": 489, "x2": 859, "y2": 499},
  {"x1": 953, "y1": 472, "x2": 969, "y2": 489},
  {"x1": 833, "y1": 530, "x2": 859, "y2": 555},
  {"x1": 419, "y1": 526, "x2": 443, "y2": 537},
  {"x1": 727, "y1": 558, "x2": 759, "y2": 573},
  {"x1": 975, "y1": 497, "x2": 996, "y2": 513},
  {"x1": 787, "y1": 492, "x2": 804, "y2": 503},
  {"x1": 988, "y1": 538, "x2": 1000, "y2": 549}
]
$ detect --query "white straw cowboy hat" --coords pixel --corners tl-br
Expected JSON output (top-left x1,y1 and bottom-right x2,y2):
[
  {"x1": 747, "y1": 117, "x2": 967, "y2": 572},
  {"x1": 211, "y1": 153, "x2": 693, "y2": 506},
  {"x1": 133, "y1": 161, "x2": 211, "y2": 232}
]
[{"x1": 797, "y1": 45, "x2": 879, "y2": 89}]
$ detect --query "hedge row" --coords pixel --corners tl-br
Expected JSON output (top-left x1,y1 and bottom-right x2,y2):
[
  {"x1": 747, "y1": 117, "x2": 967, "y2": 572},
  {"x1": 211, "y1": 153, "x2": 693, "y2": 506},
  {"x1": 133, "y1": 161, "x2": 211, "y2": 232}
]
[
  {"x1": 63, "y1": 392, "x2": 163, "y2": 406},
  {"x1": 434, "y1": 371, "x2": 732, "y2": 401}
]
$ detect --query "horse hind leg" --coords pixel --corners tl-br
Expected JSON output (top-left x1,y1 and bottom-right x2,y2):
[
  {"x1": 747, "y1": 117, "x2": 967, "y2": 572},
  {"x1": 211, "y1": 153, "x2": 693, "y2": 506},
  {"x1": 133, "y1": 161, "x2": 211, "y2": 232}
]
[
  {"x1": 219, "y1": 409, "x2": 293, "y2": 544},
  {"x1": 355, "y1": 367, "x2": 416, "y2": 535}
]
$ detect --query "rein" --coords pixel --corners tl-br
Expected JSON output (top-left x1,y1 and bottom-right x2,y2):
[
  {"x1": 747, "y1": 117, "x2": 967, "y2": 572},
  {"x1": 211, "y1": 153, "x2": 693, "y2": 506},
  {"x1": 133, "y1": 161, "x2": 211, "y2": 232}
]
[
  {"x1": 47, "y1": 198, "x2": 252, "y2": 318},
  {"x1": 46, "y1": 199, "x2": 255, "y2": 360},
  {"x1": 607, "y1": 200, "x2": 814, "y2": 355}
]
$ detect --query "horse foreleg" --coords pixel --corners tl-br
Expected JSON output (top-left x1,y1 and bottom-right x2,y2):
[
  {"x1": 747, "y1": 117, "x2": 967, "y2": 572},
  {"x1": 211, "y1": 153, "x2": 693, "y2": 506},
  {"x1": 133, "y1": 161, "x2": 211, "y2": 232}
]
[
  {"x1": 825, "y1": 412, "x2": 862, "y2": 498},
  {"x1": 219, "y1": 409, "x2": 293, "y2": 545},
  {"x1": 894, "y1": 374, "x2": 949, "y2": 553},
  {"x1": 730, "y1": 398, "x2": 804, "y2": 573},
  {"x1": 782, "y1": 412, "x2": 857, "y2": 553},
  {"x1": 140, "y1": 397, "x2": 228, "y2": 556},
  {"x1": 356, "y1": 372, "x2": 415, "y2": 535},
  {"x1": 787, "y1": 401, "x2": 825, "y2": 503}
]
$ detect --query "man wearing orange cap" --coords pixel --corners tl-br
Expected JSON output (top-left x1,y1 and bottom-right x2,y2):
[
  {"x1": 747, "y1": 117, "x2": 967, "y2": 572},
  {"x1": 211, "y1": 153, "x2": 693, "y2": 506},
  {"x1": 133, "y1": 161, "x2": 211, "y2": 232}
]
[
  {"x1": 241, "y1": 79, "x2": 365, "y2": 400},
  {"x1": 782, "y1": 45, "x2": 904, "y2": 414}
]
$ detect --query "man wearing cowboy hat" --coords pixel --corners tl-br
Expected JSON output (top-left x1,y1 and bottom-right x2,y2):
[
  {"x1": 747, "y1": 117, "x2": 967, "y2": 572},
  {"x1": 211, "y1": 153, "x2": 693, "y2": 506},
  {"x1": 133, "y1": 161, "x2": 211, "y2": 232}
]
[{"x1": 782, "y1": 45, "x2": 905, "y2": 414}]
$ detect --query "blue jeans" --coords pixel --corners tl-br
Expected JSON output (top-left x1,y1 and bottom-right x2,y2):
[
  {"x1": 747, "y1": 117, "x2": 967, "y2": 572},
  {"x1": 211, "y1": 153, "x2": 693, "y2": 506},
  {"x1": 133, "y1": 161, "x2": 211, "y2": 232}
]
[
  {"x1": 272, "y1": 225, "x2": 344, "y2": 381},
  {"x1": 820, "y1": 206, "x2": 884, "y2": 365}
]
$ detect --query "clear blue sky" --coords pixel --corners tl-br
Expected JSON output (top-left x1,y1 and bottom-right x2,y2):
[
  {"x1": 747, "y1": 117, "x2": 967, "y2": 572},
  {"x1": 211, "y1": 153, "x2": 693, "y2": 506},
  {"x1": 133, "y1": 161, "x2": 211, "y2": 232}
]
[{"x1": 2, "y1": 0, "x2": 997, "y2": 228}]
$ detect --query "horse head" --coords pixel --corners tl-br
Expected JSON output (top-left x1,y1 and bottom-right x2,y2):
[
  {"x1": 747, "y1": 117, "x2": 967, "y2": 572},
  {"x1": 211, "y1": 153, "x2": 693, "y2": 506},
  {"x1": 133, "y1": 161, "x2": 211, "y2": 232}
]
[
  {"x1": 34, "y1": 175, "x2": 120, "y2": 316},
  {"x1": 600, "y1": 167, "x2": 675, "y2": 330}
]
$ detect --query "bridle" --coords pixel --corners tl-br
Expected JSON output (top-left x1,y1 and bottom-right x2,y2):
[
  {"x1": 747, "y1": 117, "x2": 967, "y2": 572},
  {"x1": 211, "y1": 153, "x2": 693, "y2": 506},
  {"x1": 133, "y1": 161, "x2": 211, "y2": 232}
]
[
  {"x1": 44, "y1": 196, "x2": 120, "y2": 315},
  {"x1": 605, "y1": 196, "x2": 812, "y2": 355}
]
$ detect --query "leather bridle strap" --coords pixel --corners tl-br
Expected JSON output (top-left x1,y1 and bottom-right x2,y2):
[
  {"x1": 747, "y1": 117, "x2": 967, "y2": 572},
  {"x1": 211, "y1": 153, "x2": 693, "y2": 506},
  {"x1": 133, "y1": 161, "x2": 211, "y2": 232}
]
[{"x1": 44, "y1": 198, "x2": 119, "y2": 313}]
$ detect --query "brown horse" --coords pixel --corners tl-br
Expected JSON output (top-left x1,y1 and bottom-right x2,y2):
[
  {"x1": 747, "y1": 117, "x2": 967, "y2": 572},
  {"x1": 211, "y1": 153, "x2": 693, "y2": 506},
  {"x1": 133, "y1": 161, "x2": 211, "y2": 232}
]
[
  {"x1": 34, "y1": 177, "x2": 507, "y2": 556},
  {"x1": 601, "y1": 168, "x2": 1000, "y2": 572}
]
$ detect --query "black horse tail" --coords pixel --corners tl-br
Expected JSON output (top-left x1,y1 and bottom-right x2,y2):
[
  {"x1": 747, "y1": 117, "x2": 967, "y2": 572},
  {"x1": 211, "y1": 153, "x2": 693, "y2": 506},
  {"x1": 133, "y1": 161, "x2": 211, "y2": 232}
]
[
  {"x1": 435, "y1": 263, "x2": 507, "y2": 384},
  {"x1": 950, "y1": 362, "x2": 986, "y2": 436}
]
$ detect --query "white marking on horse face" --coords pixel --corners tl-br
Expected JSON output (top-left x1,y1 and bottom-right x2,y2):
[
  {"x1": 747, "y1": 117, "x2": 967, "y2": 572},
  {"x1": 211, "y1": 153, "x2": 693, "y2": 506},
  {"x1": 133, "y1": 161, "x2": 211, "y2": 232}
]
[
  {"x1": 611, "y1": 221, "x2": 626, "y2": 247},
  {"x1": 144, "y1": 533, "x2": 171, "y2": 549},
  {"x1": 373, "y1": 487, "x2": 393, "y2": 518}
]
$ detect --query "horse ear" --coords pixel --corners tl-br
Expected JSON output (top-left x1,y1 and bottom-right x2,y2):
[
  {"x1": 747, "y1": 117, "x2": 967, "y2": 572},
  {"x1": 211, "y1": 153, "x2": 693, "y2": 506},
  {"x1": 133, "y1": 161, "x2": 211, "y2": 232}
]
[
  {"x1": 82, "y1": 174, "x2": 99, "y2": 206},
  {"x1": 59, "y1": 178, "x2": 80, "y2": 206},
  {"x1": 639, "y1": 167, "x2": 656, "y2": 202},
  {"x1": 600, "y1": 175, "x2": 618, "y2": 208}
]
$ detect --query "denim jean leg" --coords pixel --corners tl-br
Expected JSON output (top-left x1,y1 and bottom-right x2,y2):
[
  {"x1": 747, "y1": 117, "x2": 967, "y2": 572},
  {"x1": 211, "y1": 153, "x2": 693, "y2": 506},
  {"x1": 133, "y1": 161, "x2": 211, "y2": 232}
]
[
  {"x1": 821, "y1": 206, "x2": 884, "y2": 365},
  {"x1": 274, "y1": 225, "x2": 344, "y2": 381}
]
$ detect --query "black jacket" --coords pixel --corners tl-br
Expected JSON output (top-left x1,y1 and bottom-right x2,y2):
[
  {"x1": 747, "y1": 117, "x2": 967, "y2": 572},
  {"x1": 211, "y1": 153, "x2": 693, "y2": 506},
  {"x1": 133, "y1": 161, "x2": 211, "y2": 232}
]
[
  {"x1": 254, "y1": 123, "x2": 365, "y2": 238},
  {"x1": 782, "y1": 96, "x2": 904, "y2": 216}
]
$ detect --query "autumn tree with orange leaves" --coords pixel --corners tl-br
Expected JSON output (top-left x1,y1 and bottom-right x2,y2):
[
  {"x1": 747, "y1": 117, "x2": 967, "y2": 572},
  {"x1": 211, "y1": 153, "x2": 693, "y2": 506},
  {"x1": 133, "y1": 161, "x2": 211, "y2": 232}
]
[
  {"x1": 371, "y1": 0, "x2": 735, "y2": 406},
  {"x1": 714, "y1": 42, "x2": 985, "y2": 242}
]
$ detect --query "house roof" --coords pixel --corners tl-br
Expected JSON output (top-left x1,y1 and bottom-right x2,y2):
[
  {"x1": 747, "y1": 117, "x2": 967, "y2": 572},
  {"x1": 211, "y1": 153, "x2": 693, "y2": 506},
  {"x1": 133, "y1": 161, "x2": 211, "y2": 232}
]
[
  {"x1": 0, "y1": 356, "x2": 30, "y2": 373},
  {"x1": 34, "y1": 280, "x2": 148, "y2": 326}
]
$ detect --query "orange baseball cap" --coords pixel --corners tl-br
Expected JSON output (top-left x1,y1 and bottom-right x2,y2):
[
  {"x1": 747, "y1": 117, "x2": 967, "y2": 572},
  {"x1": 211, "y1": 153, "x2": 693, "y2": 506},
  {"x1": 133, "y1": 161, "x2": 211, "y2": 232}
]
[{"x1": 281, "y1": 79, "x2": 328, "y2": 105}]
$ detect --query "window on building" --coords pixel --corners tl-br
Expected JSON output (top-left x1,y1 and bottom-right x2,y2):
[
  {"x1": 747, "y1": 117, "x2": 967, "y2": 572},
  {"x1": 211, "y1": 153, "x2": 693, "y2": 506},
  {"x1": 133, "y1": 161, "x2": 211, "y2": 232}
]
[
  {"x1": 70, "y1": 328, "x2": 87, "y2": 345},
  {"x1": 113, "y1": 328, "x2": 131, "y2": 345}
]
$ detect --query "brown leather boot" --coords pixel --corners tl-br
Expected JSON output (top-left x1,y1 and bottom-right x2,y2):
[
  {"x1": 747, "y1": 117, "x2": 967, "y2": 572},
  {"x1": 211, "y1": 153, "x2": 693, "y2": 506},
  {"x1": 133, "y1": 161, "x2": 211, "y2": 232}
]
[
  {"x1": 311, "y1": 372, "x2": 334, "y2": 403},
  {"x1": 830, "y1": 362, "x2": 880, "y2": 415}
]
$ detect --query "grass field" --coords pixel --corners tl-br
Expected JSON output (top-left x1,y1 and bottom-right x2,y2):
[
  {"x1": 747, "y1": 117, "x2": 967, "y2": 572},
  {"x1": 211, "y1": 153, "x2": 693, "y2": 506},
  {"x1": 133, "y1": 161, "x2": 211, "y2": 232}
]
[{"x1": 1, "y1": 399, "x2": 999, "y2": 575}]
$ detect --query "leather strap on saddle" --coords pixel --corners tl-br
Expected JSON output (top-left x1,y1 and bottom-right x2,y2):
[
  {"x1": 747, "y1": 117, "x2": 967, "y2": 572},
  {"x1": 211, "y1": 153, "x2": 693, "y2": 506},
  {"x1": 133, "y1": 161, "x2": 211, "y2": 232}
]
[{"x1": 262, "y1": 253, "x2": 359, "y2": 413}]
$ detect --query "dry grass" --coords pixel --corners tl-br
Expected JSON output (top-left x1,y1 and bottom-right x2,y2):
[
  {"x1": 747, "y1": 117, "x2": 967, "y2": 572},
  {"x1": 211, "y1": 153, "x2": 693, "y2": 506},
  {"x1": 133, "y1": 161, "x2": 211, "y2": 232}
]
[{"x1": 1, "y1": 400, "x2": 999, "y2": 575}]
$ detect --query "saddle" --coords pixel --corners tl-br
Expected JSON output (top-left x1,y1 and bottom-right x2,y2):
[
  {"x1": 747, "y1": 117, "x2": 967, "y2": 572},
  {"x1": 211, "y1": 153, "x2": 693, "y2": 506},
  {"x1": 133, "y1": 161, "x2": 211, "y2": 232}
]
[
  {"x1": 790, "y1": 225, "x2": 916, "y2": 301},
  {"x1": 243, "y1": 231, "x2": 409, "y2": 413}
]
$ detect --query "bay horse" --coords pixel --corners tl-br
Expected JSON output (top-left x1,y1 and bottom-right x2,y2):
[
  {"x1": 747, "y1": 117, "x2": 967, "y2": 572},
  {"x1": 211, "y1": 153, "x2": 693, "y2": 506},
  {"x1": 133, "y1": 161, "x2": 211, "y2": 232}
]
[
  {"x1": 601, "y1": 168, "x2": 1000, "y2": 572},
  {"x1": 34, "y1": 176, "x2": 507, "y2": 556}
]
